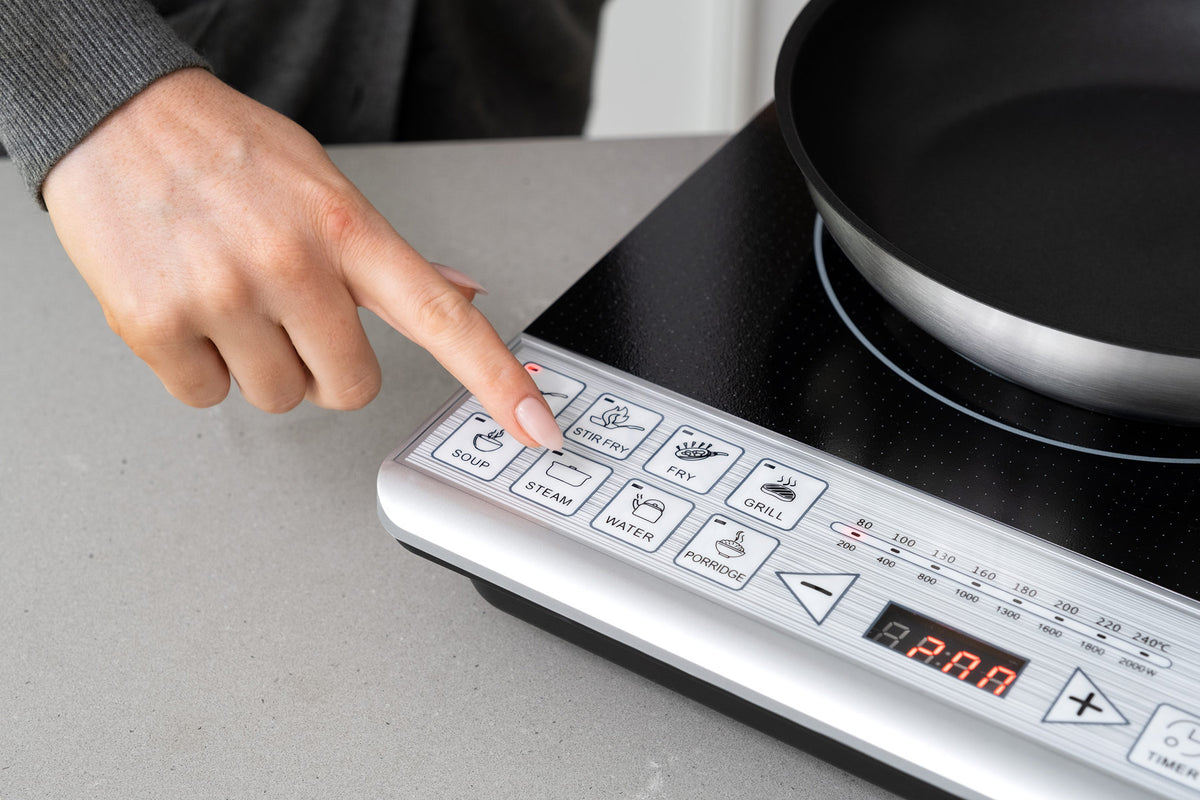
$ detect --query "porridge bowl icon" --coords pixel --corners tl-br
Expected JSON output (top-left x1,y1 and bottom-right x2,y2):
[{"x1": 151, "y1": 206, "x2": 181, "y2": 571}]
[{"x1": 715, "y1": 531, "x2": 747, "y2": 558}]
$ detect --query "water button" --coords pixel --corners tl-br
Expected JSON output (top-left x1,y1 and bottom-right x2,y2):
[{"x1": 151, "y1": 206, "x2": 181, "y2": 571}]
[
  {"x1": 590, "y1": 479, "x2": 694, "y2": 553},
  {"x1": 726, "y1": 458, "x2": 827, "y2": 530},
  {"x1": 432, "y1": 414, "x2": 526, "y2": 481},
  {"x1": 511, "y1": 449, "x2": 612, "y2": 516}
]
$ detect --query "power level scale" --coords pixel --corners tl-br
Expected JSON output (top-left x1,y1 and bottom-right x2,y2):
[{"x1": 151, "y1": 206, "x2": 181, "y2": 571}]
[{"x1": 377, "y1": 109, "x2": 1200, "y2": 800}]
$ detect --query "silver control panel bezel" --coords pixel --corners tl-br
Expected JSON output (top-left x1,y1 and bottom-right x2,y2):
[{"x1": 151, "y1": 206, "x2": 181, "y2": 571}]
[{"x1": 377, "y1": 335, "x2": 1200, "y2": 800}]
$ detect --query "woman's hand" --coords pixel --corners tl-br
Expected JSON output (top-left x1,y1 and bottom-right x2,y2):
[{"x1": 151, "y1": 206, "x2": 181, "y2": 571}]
[{"x1": 42, "y1": 68, "x2": 562, "y2": 449}]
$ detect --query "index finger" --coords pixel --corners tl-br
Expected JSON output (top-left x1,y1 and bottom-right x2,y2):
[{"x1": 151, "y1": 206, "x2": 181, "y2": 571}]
[{"x1": 343, "y1": 223, "x2": 563, "y2": 451}]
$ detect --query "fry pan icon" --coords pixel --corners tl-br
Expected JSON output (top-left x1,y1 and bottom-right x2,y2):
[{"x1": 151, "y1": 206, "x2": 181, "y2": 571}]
[{"x1": 546, "y1": 461, "x2": 591, "y2": 487}]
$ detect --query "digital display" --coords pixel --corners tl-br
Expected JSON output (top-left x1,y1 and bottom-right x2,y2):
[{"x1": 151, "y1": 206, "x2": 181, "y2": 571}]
[{"x1": 863, "y1": 603, "x2": 1028, "y2": 698}]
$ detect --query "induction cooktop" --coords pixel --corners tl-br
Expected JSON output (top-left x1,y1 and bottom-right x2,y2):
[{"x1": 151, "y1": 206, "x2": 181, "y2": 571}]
[{"x1": 378, "y1": 107, "x2": 1200, "y2": 800}]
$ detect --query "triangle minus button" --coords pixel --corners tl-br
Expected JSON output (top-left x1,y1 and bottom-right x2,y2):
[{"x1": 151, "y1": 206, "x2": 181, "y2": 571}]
[{"x1": 778, "y1": 572, "x2": 859, "y2": 625}]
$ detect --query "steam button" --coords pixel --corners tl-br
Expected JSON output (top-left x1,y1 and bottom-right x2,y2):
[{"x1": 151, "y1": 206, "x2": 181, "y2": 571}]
[{"x1": 511, "y1": 449, "x2": 612, "y2": 516}]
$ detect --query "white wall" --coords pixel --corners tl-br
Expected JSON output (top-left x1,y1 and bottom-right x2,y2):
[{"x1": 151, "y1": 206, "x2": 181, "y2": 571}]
[{"x1": 586, "y1": 0, "x2": 810, "y2": 138}]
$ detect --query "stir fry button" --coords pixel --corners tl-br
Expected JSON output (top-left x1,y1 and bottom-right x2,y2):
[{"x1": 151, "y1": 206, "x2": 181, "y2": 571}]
[{"x1": 565, "y1": 394, "x2": 662, "y2": 460}]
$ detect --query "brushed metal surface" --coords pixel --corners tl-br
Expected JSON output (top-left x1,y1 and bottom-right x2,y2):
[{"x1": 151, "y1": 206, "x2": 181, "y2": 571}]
[{"x1": 378, "y1": 336, "x2": 1200, "y2": 800}]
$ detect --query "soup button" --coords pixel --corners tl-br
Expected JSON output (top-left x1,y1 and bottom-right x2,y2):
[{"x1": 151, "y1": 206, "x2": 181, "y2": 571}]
[{"x1": 432, "y1": 414, "x2": 526, "y2": 481}]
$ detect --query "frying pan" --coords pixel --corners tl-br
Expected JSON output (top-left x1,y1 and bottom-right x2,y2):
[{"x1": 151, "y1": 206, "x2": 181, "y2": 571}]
[{"x1": 776, "y1": 0, "x2": 1200, "y2": 424}]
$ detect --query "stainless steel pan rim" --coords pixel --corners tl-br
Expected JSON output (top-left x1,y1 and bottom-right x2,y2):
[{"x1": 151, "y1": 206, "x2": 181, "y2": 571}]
[
  {"x1": 776, "y1": 0, "x2": 1200, "y2": 425},
  {"x1": 815, "y1": 193, "x2": 1200, "y2": 424}
]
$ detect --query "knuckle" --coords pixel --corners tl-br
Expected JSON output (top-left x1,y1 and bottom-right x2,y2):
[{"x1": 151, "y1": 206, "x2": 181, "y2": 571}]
[
  {"x1": 309, "y1": 184, "x2": 365, "y2": 250},
  {"x1": 197, "y1": 270, "x2": 254, "y2": 318},
  {"x1": 107, "y1": 301, "x2": 188, "y2": 355},
  {"x1": 169, "y1": 372, "x2": 230, "y2": 409},
  {"x1": 256, "y1": 388, "x2": 305, "y2": 414},
  {"x1": 178, "y1": 386, "x2": 230, "y2": 409},
  {"x1": 324, "y1": 370, "x2": 381, "y2": 411},
  {"x1": 411, "y1": 284, "x2": 479, "y2": 347}
]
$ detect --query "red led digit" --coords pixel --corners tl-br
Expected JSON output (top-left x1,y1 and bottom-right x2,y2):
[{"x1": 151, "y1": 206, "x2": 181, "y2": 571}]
[
  {"x1": 865, "y1": 604, "x2": 1027, "y2": 699},
  {"x1": 977, "y1": 665, "x2": 1019, "y2": 696},
  {"x1": 906, "y1": 635, "x2": 946, "y2": 664},
  {"x1": 941, "y1": 650, "x2": 981, "y2": 680}
]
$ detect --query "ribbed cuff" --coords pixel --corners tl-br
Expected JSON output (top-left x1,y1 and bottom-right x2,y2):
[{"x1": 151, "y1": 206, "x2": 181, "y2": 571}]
[{"x1": 0, "y1": 0, "x2": 209, "y2": 206}]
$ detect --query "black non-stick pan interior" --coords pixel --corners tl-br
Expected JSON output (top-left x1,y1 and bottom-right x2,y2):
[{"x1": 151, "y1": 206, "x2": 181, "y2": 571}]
[{"x1": 781, "y1": 0, "x2": 1200, "y2": 359}]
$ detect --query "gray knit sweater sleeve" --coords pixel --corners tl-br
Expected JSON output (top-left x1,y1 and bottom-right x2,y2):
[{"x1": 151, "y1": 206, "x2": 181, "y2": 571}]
[{"x1": 0, "y1": 1, "x2": 208, "y2": 203}]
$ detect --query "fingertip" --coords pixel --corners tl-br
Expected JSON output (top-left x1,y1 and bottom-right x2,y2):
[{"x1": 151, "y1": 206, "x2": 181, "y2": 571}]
[{"x1": 514, "y1": 395, "x2": 564, "y2": 451}]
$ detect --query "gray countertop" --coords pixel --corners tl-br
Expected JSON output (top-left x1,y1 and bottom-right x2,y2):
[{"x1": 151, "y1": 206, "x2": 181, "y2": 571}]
[{"x1": 1, "y1": 136, "x2": 899, "y2": 799}]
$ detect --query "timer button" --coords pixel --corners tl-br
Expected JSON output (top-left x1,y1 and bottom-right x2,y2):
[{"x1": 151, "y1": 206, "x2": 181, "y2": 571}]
[
  {"x1": 1129, "y1": 703, "x2": 1200, "y2": 793},
  {"x1": 1042, "y1": 668, "x2": 1128, "y2": 726}
]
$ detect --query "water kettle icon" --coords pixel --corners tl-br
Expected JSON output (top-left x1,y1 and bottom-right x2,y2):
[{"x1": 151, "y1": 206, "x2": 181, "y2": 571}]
[{"x1": 631, "y1": 494, "x2": 665, "y2": 523}]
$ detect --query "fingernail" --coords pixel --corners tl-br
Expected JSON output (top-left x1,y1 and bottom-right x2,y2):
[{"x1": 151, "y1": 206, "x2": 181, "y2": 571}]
[
  {"x1": 431, "y1": 262, "x2": 488, "y2": 295},
  {"x1": 515, "y1": 396, "x2": 564, "y2": 450}
]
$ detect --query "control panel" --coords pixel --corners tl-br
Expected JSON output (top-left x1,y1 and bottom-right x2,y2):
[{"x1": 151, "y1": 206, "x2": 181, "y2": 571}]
[{"x1": 378, "y1": 336, "x2": 1200, "y2": 800}]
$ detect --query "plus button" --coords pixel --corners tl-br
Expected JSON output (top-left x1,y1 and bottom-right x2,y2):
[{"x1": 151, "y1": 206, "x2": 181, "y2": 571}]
[
  {"x1": 1068, "y1": 691, "x2": 1105, "y2": 717},
  {"x1": 1042, "y1": 669, "x2": 1128, "y2": 726}
]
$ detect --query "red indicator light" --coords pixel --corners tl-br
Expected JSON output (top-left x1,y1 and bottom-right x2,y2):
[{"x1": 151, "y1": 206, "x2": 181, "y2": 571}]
[{"x1": 526, "y1": 364, "x2": 542, "y2": 373}]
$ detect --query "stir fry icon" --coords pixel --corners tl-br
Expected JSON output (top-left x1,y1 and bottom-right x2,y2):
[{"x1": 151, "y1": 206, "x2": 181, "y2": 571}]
[{"x1": 590, "y1": 405, "x2": 644, "y2": 431}]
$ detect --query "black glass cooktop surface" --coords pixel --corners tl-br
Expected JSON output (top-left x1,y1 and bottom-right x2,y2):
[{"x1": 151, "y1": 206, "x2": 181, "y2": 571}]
[{"x1": 528, "y1": 106, "x2": 1199, "y2": 601}]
